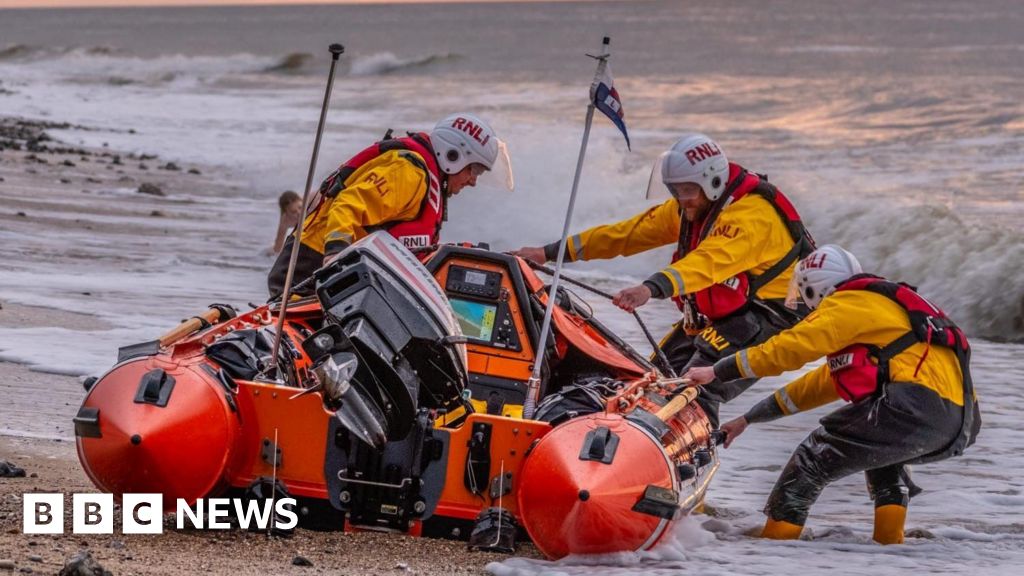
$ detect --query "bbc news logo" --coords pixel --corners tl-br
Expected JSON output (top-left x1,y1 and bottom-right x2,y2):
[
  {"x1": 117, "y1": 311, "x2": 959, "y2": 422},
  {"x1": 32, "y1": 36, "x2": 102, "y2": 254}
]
[{"x1": 23, "y1": 493, "x2": 298, "y2": 534}]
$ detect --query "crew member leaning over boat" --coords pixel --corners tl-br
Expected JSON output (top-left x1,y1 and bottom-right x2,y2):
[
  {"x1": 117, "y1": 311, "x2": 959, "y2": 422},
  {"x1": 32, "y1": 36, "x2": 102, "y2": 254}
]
[
  {"x1": 513, "y1": 133, "x2": 815, "y2": 427},
  {"x1": 685, "y1": 245, "x2": 981, "y2": 545},
  {"x1": 268, "y1": 112, "x2": 510, "y2": 298}
]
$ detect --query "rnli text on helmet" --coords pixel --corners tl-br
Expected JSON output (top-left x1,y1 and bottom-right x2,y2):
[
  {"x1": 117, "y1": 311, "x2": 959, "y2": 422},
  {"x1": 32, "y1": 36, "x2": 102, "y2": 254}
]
[
  {"x1": 450, "y1": 117, "x2": 491, "y2": 147},
  {"x1": 803, "y1": 252, "x2": 828, "y2": 270},
  {"x1": 685, "y1": 142, "x2": 722, "y2": 166}
]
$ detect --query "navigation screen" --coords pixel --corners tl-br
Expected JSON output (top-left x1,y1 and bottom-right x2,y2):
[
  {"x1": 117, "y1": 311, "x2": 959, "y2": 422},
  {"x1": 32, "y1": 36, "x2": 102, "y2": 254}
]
[
  {"x1": 450, "y1": 298, "x2": 497, "y2": 341},
  {"x1": 464, "y1": 270, "x2": 488, "y2": 286}
]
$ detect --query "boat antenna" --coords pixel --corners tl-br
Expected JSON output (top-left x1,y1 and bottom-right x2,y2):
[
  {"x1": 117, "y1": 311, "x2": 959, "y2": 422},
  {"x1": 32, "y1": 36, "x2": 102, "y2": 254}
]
[{"x1": 269, "y1": 42, "x2": 345, "y2": 375}]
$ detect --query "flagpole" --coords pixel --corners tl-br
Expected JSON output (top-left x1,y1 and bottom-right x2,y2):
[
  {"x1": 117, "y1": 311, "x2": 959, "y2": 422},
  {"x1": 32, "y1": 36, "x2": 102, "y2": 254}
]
[{"x1": 522, "y1": 36, "x2": 611, "y2": 420}]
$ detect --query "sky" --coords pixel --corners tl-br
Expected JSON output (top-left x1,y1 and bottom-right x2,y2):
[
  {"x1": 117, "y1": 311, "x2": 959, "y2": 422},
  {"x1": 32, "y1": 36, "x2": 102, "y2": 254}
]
[{"x1": 0, "y1": 0, "x2": 542, "y2": 8}]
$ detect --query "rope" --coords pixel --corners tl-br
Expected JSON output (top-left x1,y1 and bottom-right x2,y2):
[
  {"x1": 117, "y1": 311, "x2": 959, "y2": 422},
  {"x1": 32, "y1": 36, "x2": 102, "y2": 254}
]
[{"x1": 522, "y1": 259, "x2": 677, "y2": 377}]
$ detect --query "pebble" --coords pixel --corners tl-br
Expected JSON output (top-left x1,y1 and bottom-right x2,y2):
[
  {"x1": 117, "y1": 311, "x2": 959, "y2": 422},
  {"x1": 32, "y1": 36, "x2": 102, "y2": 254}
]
[
  {"x1": 291, "y1": 555, "x2": 313, "y2": 567},
  {"x1": 26, "y1": 556, "x2": 41, "y2": 563},
  {"x1": 0, "y1": 461, "x2": 26, "y2": 478},
  {"x1": 137, "y1": 183, "x2": 164, "y2": 196},
  {"x1": 0, "y1": 559, "x2": 14, "y2": 571},
  {"x1": 58, "y1": 551, "x2": 110, "y2": 576}
]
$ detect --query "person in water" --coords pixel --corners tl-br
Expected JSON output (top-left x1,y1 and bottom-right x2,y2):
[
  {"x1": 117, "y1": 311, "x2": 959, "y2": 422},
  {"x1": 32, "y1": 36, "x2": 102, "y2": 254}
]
[
  {"x1": 271, "y1": 190, "x2": 303, "y2": 255},
  {"x1": 684, "y1": 244, "x2": 980, "y2": 544}
]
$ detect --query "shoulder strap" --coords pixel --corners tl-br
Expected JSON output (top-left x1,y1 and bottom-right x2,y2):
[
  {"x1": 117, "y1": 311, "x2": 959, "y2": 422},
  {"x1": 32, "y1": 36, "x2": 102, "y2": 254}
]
[{"x1": 745, "y1": 179, "x2": 815, "y2": 294}]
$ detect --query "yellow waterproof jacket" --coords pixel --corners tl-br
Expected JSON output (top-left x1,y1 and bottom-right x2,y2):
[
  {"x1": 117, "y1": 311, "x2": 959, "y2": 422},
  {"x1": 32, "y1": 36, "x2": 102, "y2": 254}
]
[
  {"x1": 301, "y1": 149, "x2": 432, "y2": 256},
  {"x1": 558, "y1": 193, "x2": 797, "y2": 300},
  {"x1": 718, "y1": 290, "x2": 966, "y2": 416}
]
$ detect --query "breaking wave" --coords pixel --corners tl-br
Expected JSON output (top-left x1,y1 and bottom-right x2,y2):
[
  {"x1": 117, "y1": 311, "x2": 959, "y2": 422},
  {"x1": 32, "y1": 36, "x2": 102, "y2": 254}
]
[
  {"x1": 348, "y1": 51, "x2": 459, "y2": 76},
  {"x1": 0, "y1": 46, "x2": 298, "y2": 87},
  {"x1": 0, "y1": 43, "x2": 119, "y2": 62},
  {"x1": 801, "y1": 196, "x2": 1024, "y2": 342},
  {"x1": 0, "y1": 43, "x2": 37, "y2": 60},
  {"x1": 261, "y1": 52, "x2": 313, "y2": 74}
]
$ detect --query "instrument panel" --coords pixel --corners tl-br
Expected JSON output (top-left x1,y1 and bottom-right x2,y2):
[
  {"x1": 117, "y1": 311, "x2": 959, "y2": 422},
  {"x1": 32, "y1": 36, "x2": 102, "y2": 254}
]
[
  {"x1": 427, "y1": 248, "x2": 538, "y2": 407},
  {"x1": 445, "y1": 265, "x2": 521, "y2": 351}
]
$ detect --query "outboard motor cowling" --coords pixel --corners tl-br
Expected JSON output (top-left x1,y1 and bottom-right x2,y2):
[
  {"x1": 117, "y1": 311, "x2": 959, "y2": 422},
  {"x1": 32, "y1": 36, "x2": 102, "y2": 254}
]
[{"x1": 307, "y1": 233, "x2": 468, "y2": 448}]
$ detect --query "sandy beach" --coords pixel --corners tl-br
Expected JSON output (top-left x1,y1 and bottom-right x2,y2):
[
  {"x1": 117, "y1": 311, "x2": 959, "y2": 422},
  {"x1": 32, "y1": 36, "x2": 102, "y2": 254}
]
[{"x1": 0, "y1": 116, "x2": 539, "y2": 574}]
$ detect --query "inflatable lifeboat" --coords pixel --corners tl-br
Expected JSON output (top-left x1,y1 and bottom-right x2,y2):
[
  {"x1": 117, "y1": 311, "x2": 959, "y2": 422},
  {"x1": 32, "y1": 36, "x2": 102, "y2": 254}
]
[{"x1": 74, "y1": 232, "x2": 721, "y2": 558}]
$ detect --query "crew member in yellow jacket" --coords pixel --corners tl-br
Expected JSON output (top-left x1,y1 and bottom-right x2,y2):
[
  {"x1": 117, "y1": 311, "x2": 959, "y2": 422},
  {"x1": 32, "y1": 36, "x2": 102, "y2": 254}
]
[
  {"x1": 685, "y1": 245, "x2": 980, "y2": 545},
  {"x1": 268, "y1": 112, "x2": 510, "y2": 298},
  {"x1": 514, "y1": 133, "x2": 815, "y2": 426}
]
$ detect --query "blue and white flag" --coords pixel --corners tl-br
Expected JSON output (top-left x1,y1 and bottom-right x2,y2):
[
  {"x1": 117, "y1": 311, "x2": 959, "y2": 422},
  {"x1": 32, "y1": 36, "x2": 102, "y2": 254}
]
[{"x1": 591, "y1": 63, "x2": 630, "y2": 150}]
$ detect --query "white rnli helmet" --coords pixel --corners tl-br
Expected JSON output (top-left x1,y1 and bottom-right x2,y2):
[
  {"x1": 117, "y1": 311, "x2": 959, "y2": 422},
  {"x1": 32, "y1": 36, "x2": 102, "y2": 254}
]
[
  {"x1": 659, "y1": 133, "x2": 730, "y2": 200},
  {"x1": 430, "y1": 113, "x2": 500, "y2": 175},
  {"x1": 791, "y1": 245, "x2": 863, "y2": 309}
]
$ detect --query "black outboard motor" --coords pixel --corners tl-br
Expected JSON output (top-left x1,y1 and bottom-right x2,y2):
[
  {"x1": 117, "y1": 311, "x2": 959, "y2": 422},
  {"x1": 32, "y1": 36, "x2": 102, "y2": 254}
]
[{"x1": 302, "y1": 232, "x2": 468, "y2": 449}]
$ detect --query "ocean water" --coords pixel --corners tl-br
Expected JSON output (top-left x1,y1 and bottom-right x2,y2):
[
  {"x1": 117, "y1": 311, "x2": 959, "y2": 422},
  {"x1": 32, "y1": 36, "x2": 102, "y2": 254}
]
[{"x1": 0, "y1": 1, "x2": 1022, "y2": 573}]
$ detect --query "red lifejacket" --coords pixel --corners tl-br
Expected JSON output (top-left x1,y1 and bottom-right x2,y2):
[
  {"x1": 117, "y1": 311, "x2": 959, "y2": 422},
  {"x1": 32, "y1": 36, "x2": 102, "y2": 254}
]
[
  {"x1": 312, "y1": 132, "x2": 444, "y2": 251},
  {"x1": 827, "y1": 275, "x2": 971, "y2": 401},
  {"x1": 827, "y1": 275, "x2": 976, "y2": 456},
  {"x1": 673, "y1": 163, "x2": 814, "y2": 320}
]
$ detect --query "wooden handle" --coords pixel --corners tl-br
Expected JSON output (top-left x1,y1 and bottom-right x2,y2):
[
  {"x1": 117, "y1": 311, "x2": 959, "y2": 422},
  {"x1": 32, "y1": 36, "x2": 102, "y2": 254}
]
[
  {"x1": 655, "y1": 386, "x2": 698, "y2": 422},
  {"x1": 159, "y1": 308, "x2": 225, "y2": 347}
]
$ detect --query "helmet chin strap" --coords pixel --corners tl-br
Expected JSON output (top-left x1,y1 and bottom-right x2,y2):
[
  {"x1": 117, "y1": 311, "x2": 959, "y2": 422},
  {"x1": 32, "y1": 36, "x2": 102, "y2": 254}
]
[{"x1": 440, "y1": 173, "x2": 451, "y2": 198}]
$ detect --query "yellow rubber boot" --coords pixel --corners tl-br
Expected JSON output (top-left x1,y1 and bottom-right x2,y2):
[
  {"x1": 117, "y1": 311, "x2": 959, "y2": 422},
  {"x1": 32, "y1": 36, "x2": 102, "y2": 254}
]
[
  {"x1": 872, "y1": 504, "x2": 907, "y2": 545},
  {"x1": 761, "y1": 518, "x2": 803, "y2": 540}
]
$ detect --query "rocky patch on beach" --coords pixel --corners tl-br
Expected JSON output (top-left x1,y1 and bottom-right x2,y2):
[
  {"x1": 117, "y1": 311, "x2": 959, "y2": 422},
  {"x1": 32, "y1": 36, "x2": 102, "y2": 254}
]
[
  {"x1": 0, "y1": 117, "x2": 205, "y2": 178},
  {"x1": 0, "y1": 117, "x2": 91, "y2": 155}
]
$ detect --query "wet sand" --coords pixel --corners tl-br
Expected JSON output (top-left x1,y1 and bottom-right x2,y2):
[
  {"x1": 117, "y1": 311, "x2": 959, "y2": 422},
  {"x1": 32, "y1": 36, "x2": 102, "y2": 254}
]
[{"x1": 0, "y1": 117, "x2": 537, "y2": 574}]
